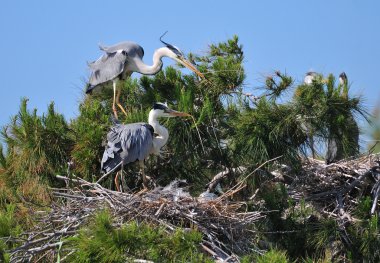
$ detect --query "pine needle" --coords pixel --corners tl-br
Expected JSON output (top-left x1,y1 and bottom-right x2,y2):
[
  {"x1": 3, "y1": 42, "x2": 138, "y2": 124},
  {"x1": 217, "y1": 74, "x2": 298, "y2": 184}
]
[{"x1": 190, "y1": 115, "x2": 206, "y2": 155}]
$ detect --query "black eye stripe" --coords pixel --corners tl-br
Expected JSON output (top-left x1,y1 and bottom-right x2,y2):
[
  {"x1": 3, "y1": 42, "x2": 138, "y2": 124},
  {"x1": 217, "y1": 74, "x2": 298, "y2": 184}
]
[
  {"x1": 153, "y1": 103, "x2": 168, "y2": 111},
  {"x1": 159, "y1": 36, "x2": 183, "y2": 57},
  {"x1": 167, "y1": 45, "x2": 181, "y2": 54}
]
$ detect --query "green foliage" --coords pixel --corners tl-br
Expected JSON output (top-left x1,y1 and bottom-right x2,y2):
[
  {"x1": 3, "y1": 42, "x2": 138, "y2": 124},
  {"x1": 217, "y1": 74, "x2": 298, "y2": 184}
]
[
  {"x1": 0, "y1": 204, "x2": 22, "y2": 262},
  {"x1": 1, "y1": 98, "x2": 72, "y2": 182},
  {"x1": 66, "y1": 210, "x2": 212, "y2": 263},
  {"x1": 355, "y1": 196, "x2": 372, "y2": 219},
  {"x1": 196, "y1": 35, "x2": 245, "y2": 101},
  {"x1": 0, "y1": 240, "x2": 10, "y2": 263},
  {"x1": 346, "y1": 215, "x2": 380, "y2": 262},
  {"x1": 0, "y1": 145, "x2": 6, "y2": 170},
  {"x1": 309, "y1": 217, "x2": 340, "y2": 255},
  {"x1": 70, "y1": 98, "x2": 110, "y2": 180},
  {"x1": 229, "y1": 98, "x2": 304, "y2": 167},
  {"x1": 358, "y1": 215, "x2": 380, "y2": 261},
  {"x1": 257, "y1": 183, "x2": 326, "y2": 260},
  {"x1": 368, "y1": 102, "x2": 380, "y2": 153},
  {"x1": 256, "y1": 250, "x2": 289, "y2": 263},
  {"x1": 242, "y1": 249, "x2": 289, "y2": 263},
  {"x1": 0, "y1": 99, "x2": 70, "y2": 208},
  {"x1": 0, "y1": 204, "x2": 21, "y2": 237},
  {"x1": 293, "y1": 74, "x2": 367, "y2": 159}
]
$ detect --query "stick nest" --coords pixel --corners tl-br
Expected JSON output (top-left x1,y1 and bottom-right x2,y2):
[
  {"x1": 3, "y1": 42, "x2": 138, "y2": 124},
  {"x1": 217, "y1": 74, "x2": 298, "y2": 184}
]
[{"x1": 10, "y1": 176, "x2": 263, "y2": 262}]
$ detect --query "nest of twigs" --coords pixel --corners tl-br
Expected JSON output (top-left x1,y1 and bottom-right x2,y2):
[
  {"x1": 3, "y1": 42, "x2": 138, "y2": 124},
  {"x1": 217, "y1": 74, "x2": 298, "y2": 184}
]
[
  {"x1": 285, "y1": 154, "x2": 380, "y2": 217},
  {"x1": 10, "y1": 154, "x2": 380, "y2": 262},
  {"x1": 9, "y1": 175, "x2": 263, "y2": 262}
]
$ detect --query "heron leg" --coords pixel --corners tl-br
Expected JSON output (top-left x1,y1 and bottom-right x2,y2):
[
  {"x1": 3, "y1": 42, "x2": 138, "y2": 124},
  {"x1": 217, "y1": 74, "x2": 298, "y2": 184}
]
[
  {"x1": 116, "y1": 87, "x2": 128, "y2": 117},
  {"x1": 120, "y1": 166, "x2": 124, "y2": 192},
  {"x1": 139, "y1": 160, "x2": 148, "y2": 189},
  {"x1": 307, "y1": 129, "x2": 316, "y2": 159},
  {"x1": 112, "y1": 80, "x2": 118, "y2": 119},
  {"x1": 114, "y1": 171, "x2": 120, "y2": 192}
]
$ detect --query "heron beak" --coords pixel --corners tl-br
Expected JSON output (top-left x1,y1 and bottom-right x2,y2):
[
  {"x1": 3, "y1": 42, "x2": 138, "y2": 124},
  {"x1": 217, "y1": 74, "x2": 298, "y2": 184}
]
[
  {"x1": 176, "y1": 57, "x2": 205, "y2": 79},
  {"x1": 167, "y1": 109, "x2": 191, "y2": 117}
]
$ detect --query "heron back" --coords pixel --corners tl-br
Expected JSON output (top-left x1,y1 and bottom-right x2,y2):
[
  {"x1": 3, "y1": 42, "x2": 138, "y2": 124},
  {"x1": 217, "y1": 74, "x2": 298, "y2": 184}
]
[
  {"x1": 86, "y1": 41, "x2": 145, "y2": 92},
  {"x1": 101, "y1": 123, "x2": 154, "y2": 173}
]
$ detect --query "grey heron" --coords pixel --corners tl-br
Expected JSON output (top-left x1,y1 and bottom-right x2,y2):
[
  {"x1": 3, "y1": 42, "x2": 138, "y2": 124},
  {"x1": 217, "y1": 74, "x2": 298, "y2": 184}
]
[
  {"x1": 304, "y1": 71, "x2": 317, "y2": 85},
  {"x1": 296, "y1": 114, "x2": 316, "y2": 159},
  {"x1": 97, "y1": 102, "x2": 190, "y2": 190},
  {"x1": 86, "y1": 34, "x2": 204, "y2": 119},
  {"x1": 339, "y1": 72, "x2": 347, "y2": 86},
  {"x1": 295, "y1": 71, "x2": 319, "y2": 158},
  {"x1": 326, "y1": 133, "x2": 343, "y2": 164},
  {"x1": 325, "y1": 72, "x2": 359, "y2": 164}
]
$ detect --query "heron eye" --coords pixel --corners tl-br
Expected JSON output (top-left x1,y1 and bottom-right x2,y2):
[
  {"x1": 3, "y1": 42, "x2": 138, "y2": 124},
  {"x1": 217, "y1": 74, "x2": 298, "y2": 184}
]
[{"x1": 175, "y1": 49, "x2": 183, "y2": 56}]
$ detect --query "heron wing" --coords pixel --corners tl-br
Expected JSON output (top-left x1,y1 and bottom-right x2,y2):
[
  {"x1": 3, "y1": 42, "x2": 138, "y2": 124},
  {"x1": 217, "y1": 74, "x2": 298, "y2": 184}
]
[
  {"x1": 99, "y1": 41, "x2": 144, "y2": 58},
  {"x1": 87, "y1": 42, "x2": 145, "y2": 91},
  {"x1": 88, "y1": 51, "x2": 128, "y2": 87},
  {"x1": 101, "y1": 123, "x2": 154, "y2": 173}
]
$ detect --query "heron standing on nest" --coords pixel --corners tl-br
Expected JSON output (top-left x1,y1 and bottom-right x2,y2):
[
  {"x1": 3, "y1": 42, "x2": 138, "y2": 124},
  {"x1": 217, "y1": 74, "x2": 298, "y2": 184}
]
[{"x1": 97, "y1": 103, "x2": 190, "y2": 190}]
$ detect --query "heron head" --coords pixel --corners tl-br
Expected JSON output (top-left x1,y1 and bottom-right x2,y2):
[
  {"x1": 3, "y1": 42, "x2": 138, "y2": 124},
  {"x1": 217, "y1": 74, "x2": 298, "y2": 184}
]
[
  {"x1": 304, "y1": 71, "x2": 318, "y2": 85},
  {"x1": 339, "y1": 72, "x2": 347, "y2": 85},
  {"x1": 160, "y1": 33, "x2": 204, "y2": 79},
  {"x1": 152, "y1": 102, "x2": 191, "y2": 118}
]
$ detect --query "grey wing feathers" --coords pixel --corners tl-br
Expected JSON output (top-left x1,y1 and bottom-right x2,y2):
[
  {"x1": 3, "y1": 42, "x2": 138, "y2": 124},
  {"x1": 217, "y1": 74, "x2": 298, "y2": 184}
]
[
  {"x1": 87, "y1": 51, "x2": 127, "y2": 88},
  {"x1": 99, "y1": 41, "x2": 144, "y2": 58},
  {"x1": 101, "y1": 123, "x2": 154, "y2": 173},
  {"x1": 87, "y1": 41, "x2": 144, "y2": 92}
]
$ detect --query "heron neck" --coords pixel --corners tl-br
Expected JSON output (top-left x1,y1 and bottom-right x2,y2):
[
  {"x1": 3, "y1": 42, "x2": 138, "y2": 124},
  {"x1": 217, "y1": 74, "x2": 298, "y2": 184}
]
[
  {"x1": 136, "y1": 47, "x2": 170, "y2": 75},
  {"x1": 148, "y1": 112, "x2": 169, "y2": 154}
]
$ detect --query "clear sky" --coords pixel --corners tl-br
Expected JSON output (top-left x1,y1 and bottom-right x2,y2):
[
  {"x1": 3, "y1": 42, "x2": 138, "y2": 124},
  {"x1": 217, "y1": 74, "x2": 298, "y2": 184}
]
[{"x1": 1, "y1": 1, "x2": 379, "y2": 141}]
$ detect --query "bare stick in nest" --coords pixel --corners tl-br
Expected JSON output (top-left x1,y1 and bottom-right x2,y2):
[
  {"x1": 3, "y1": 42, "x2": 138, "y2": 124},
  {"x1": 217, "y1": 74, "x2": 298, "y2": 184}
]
[{"x1": 218, "y1": 156, "x2": 283, "y2": 201}]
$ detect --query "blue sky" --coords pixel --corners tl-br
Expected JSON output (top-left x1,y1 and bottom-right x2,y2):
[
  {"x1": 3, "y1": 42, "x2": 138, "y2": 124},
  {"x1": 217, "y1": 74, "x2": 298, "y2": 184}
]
[{"x1": 1, "y1": 1, "x2": 379, "y2": 142}]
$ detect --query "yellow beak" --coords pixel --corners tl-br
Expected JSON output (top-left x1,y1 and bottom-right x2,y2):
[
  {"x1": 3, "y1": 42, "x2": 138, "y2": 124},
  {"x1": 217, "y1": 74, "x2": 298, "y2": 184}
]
[
  {"x1": 176, "y1": 57, "x2": 205, "y2": 79},
  {"x1": 167, "y1": 109, "x2": 191, "y2": 117}
]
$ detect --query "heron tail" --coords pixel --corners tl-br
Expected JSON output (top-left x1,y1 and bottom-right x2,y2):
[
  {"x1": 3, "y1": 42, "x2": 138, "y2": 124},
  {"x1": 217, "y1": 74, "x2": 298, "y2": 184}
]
[
  {"x1": 110, "y1": 115, "x2": 121, "y2": 125},
  {"x1": 102, "y1": 154, "x2": 122, "y2": 173},
  {"x1": 85, "y1": 83, "x2": 96, "y2": 94}
]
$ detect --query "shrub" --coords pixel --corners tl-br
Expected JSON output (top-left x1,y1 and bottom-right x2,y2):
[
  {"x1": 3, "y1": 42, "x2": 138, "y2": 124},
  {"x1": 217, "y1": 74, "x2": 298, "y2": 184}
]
[{"x1": 66, "y1": 210, "x2": 213, "y2": 263}]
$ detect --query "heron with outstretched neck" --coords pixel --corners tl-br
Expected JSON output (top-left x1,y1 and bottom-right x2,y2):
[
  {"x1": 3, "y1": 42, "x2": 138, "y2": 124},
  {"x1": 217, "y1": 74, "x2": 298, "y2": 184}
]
[
  {"x1": 97, "y1": 103, "x2": 190, "y2": 190},
  {"x1": 86, "y1": 33, "x2": 204, "y2": 119}
]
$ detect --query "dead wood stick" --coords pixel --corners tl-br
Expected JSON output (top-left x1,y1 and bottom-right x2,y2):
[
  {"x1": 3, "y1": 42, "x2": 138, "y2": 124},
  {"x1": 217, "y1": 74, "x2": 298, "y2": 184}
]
[
  {"x1": 307, "y1": 166, "x2": 379, "y2": 201},
  {"x1": 26, "y1": 241, "x2": 64, "y2": 254},
  {"x1": 56, "y1": 175, "x2": 84, "y2": 184},
  {"x1": 306, "y1": 190, "x2": 338, "y2": 201},
  {"x1": 220, "y1": 156, "x2": 282, "y2": 200},
  {"x1": 207, "y1": 167, "x2": 245, "y2": 194},
  {"x1": 53, "y1": 192, "x2": 103, "y2": 201},
  {"x1": 59, "y1": 250, "x2": 75, "y2": 262},
  {"x1": 340, "y1": 168, "x2": 375, "y2": 195},
  {"x1": 155, "y1": 203, "x2": 166, "y2": 216},
  {"x1": 10, "y1": 230, "x2": 74, "y2": 253},
  {"x1": 371, "y1": 181, "x2": 380, "y2": 214},
  {"x1": 201, "y1": 243, "x2": 220, "y2": 259},
  {"x1": 96, "y1": 162, "x2": 122, "y2": 183},
  {"x1": 336, "y1": 194, "x2": 352, "y2": 222}
]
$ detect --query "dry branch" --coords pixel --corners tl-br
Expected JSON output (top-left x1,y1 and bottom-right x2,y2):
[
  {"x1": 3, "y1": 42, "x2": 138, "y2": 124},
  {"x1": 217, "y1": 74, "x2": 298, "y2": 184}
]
[{"x1": 286, "y1": 154, "x2": 380, "y2": 224}]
